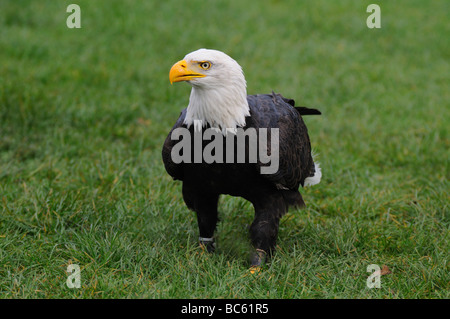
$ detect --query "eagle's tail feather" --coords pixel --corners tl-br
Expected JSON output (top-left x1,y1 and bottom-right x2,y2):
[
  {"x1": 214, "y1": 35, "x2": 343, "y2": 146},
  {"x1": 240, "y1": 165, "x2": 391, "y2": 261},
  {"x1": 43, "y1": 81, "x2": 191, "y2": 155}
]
[{"x1": 304, "y1": 162, "x2": 322, "y2": 187}]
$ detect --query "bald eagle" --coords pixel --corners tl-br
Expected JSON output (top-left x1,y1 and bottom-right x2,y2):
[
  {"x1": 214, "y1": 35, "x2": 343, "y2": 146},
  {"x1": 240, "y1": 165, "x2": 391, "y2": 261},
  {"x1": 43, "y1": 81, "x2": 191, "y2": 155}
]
[{"x1": 162, "y1": 49, "x2": 321, "y2": 268}]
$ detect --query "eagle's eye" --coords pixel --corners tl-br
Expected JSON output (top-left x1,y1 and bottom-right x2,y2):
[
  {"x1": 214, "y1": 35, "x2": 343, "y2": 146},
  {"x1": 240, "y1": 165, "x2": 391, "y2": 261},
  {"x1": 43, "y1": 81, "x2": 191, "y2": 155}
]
[{"x1": 199, "y1": 61, "x2": 211, "y2": 70}]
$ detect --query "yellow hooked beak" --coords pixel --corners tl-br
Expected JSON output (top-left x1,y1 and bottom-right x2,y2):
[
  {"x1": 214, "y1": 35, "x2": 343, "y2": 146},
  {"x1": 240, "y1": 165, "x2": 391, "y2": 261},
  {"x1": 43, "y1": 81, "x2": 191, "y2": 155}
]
[{"x1": 169, "y1": 60, "x2": 206, "y2": 84}]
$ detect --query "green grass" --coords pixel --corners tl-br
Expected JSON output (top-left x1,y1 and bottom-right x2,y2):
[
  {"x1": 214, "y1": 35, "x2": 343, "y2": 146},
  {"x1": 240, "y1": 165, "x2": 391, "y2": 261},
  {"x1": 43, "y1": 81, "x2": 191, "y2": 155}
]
[{"x1": 0, "y1": 0, "x2": 448, "y2": 298}]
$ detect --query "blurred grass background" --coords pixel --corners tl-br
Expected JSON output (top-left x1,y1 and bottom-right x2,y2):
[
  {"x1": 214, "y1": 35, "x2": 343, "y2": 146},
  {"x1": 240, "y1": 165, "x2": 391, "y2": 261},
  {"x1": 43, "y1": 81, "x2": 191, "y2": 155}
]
[{"x1": 0, "y1": 0, "x2": 448, "y2": 298}]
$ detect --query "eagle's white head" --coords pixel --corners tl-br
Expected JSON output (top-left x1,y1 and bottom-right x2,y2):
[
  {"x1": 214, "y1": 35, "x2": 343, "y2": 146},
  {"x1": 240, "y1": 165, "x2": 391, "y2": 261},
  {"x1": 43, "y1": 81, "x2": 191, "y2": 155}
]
[{"x1": 169, "y1": 49, "x2": 250, "y2": 132}]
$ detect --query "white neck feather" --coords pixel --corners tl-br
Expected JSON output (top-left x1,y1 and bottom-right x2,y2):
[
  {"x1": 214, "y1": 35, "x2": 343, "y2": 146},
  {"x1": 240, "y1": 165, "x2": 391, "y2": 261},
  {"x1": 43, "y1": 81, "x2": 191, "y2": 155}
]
[{"x1": 183, "y1": 84, "x2": 250, "y2": 133}]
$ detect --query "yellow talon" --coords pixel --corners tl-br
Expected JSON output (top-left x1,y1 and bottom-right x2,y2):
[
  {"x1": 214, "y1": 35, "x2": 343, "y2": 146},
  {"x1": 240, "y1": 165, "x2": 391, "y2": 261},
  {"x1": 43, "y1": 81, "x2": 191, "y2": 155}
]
[{"x1": 249, "y1": 266, "x2": 261, "y2": 274}]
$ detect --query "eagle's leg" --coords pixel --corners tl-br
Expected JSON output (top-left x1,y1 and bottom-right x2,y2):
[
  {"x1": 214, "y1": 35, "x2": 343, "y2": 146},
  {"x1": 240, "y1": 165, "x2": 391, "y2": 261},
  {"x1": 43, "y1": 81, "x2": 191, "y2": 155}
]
[
  {"x1": 183, "y1": 187, "x2": 219, "y2": 253},
  {"x1": 197, "y1": 201, "x2": 218, "y2": 253},
  {"x1": 249, "y1": 194, "x2": 285, "y2": 267}
]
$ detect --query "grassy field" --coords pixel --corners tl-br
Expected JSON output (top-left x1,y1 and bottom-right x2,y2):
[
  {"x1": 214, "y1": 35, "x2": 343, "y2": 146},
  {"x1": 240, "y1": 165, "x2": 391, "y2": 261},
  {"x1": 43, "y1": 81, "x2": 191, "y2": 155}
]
[{"x1": 0, "y1": 0, "x2": 448, "y2": 298}]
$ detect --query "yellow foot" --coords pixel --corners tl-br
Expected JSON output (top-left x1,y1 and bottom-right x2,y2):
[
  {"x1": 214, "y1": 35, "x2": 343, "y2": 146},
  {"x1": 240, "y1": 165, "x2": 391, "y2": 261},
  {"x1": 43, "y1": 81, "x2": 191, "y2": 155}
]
[{"x1": 249, "y1": 266, "x2": 262, "y2": 275}]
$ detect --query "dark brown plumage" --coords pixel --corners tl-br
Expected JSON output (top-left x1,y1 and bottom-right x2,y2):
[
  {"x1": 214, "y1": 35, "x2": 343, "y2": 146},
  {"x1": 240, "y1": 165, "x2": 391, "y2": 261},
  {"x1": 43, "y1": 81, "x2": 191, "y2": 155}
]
[{"x1": 162, "y1": 92, "x2": 320, "y2": 266}]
